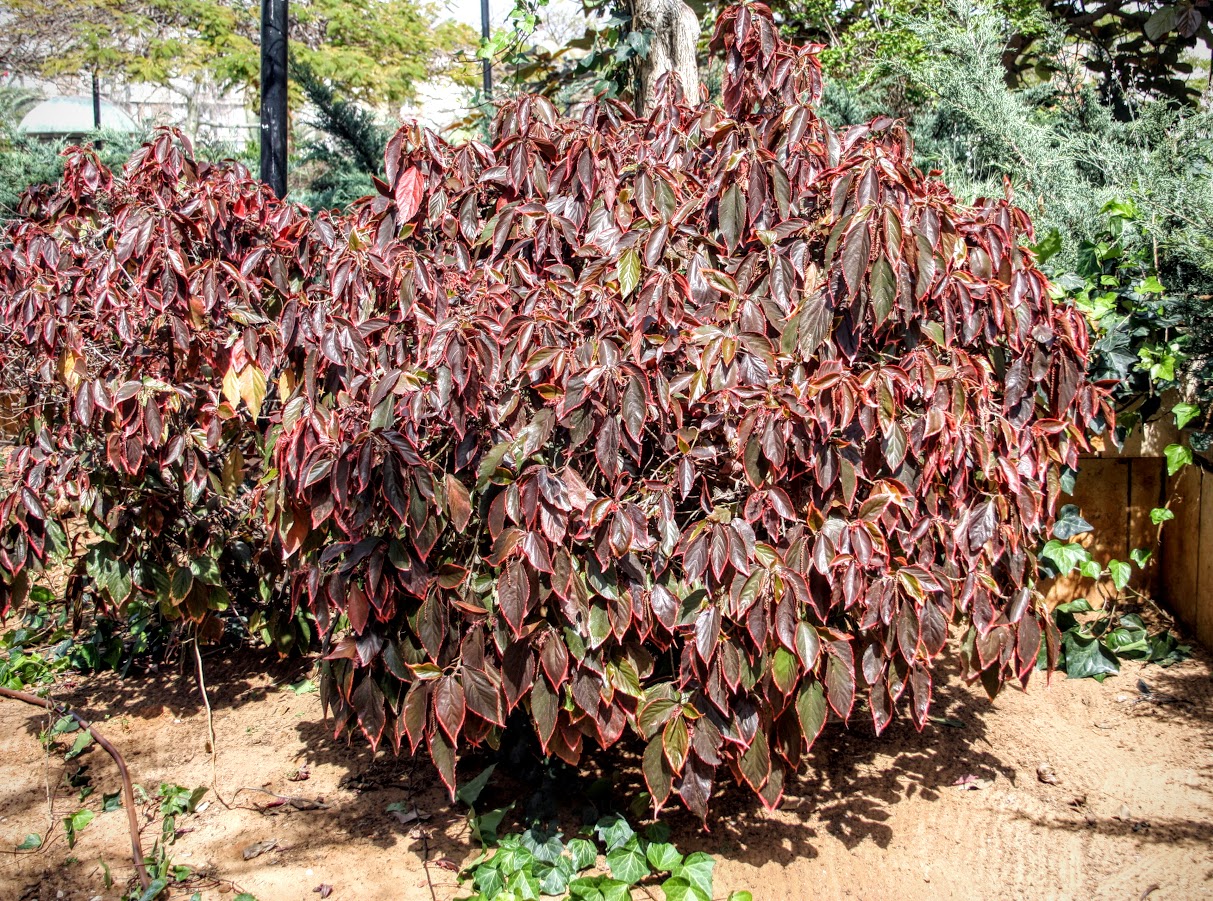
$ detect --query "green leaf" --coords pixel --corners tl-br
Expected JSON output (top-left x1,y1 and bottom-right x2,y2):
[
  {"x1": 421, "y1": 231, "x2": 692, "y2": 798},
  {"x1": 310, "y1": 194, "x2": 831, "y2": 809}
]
[
  {"x1": 457, "y1": 764, "x2": 496, "y2": 807},
  {"x1": 1032, "y1": 229, "x2": 1062, "y2": 264},
  {"x1": 66, "y1": 731, "x2": 93, "y2": 759},
  {"x1": 638, "y1": 697, "x2": 680, "y2": 738},
  {"x1": 1173, "y1": 402, "x2": 1200, "y2": 430},
  {"x1": 63, "y1": 808, "x2": 94, "y2": 848},
  {"x1": 594, "y1": 814, "x2": 634, "y2": 852},
  {"x1": 728, "y1": 893, "x2": 754, "y2": 901},
  {"x1": 618, "y1": 248, "x2": 641, "y2": 298},
  {"x1": 568, "y1": 837, "x2": 598, "y2": 871},
  {"x1": 470, "y1": 805, "x2": 511, "y2": 847},
  {"x1": 169, "y1": 565, "x2": 193, "y2": 602},
  {"x1": 1107, "y1": 559, "x2": 1132, "y2": 591},
  {"x1": 771, "y1": 646, "x2": 798, "y2": 694},
  {"x1": 16, "y1": 833, "x2": 42, "y2": 850},
  {"x1": 661, "y1": 875, "x2": 710, "y2": 901},
  {"x1": 796, "y1": 679, "x2": 827, "y2": 744},
  {"x1": 287, "y1": 677, "x2": 317, "y2": 695},
  {"x1": 1130, "y1": 547, "x2": 1153, "y2": 567},
  {"x1": 674, "y1": 851, "x2": 715, "y2": 898},
  {"x1": 1041, "y1": 539, "x2": 1091, "y2": 575},
  {"x1": 189, "y1": 555, "x2": 221, "y2": 587},
  {"x1": 606, "y1": 838, "x2": 650, "y2": 885},
  {"x1": 1164, "y1": 443, "x2": 1193, "y2": 476},
  {"x1": 1052, "y1": 505, "x2": 1093, "y2": 540},
  {"x1": 1144, "y1": 5, "x2": 1178, "y2": 40},
  {"x1": 1149, "y1": 506, "x2": 1174, "y2": 525},
  {"x1": 646, "y1": 841, "x2": 683, "y2": 872},
  {"x1": 520, "y1": 827, "x2": 564, "y2": 864},
  {"x1": 1063, "y1": 633, "x2": 1120, "y2": 681},
  {"x1": 1078, "y1": 559, "x2": 1102, "y2": 580},
  {"x1": 535, "y1": 856, "x2": 577, "y2": 895}
]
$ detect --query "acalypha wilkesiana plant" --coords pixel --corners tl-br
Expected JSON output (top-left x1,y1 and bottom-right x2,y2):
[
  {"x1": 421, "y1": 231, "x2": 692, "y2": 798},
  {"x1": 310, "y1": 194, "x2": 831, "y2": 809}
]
[{"x1": 0, "y1": 3, "x2": 1108, "y2": 819}]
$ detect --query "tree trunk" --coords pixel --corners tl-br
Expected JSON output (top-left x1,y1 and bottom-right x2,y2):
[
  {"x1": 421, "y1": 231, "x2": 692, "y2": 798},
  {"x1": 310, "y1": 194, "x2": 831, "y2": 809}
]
[{"x1": 630, "y1": 0, "x2": 700, "y2": 112}]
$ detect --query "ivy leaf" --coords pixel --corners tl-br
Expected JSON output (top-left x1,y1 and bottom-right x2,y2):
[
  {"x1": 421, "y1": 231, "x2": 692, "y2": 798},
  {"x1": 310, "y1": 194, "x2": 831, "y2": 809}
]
[
  {"x1": 1149, "y1": 507, "x2": 1174, "y2": 525},
  {"x1": 660, "y1": 876, "x2": 710, "y2": 901},
  {"x1": 1052, "y1": 504, "x2": 1093, "y2": 540},
  {"x1": 16, "y1": 834, "x2": 42, "y2": 851},
  {"x1": 605, "y1": 837, "x2": 650, "y2": 885},
  {"x1": 535, "y1": 856, "x2": 577, "y2": 895},
  {"x1": 1173, "y1": 402, "x2": 1200, "y2": 430},
  {"x1": 646, "y1": 841, "x2": 683, "y2": 872},
  {"x1": 673, "y1": 852, "x2": 715, "y2": 898},
  {"x1": 1040, "y1": 540, "x2": 1091, "y2": 575},
  {"x1": 1062, "y1": 633, "x2": 1119, "y2": 681},
  {"x1": 1164, "y1": 443, "x2": 1193, "y2": 476},
  {"x1": 521, "y1": 827, "x2": 565, "y2": 864},
  {"x1": 63, "y1": 809, "x2": 94, "y2": 848},
  {"x1": 568, "y1": 837, "x2": 598, "y2": 871},
  {"x1": 65, "y1": 731, "x2": 93, "y2": 760}
]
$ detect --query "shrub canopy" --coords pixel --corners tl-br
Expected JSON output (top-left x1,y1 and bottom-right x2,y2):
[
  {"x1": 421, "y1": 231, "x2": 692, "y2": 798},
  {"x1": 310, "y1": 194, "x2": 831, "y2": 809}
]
[{"x1": 0, "y1": 3, "x2": 1107, "y2": 818}]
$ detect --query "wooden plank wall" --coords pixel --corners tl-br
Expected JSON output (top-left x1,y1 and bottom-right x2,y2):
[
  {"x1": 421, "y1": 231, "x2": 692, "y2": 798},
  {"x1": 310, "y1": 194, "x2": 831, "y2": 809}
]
[
  {"x1": 1058, "y1": 456, "x2": 1213, "y2": 649},
  {"x1": 1159, "y1": 464, "x2": 1213, "y2": 647}
]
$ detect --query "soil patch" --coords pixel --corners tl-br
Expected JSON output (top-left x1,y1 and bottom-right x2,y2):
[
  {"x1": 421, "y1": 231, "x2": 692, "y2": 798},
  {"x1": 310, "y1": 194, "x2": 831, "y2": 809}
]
[{"x1": 1, "y1": 643, "x2": 1210, "y2": 901}]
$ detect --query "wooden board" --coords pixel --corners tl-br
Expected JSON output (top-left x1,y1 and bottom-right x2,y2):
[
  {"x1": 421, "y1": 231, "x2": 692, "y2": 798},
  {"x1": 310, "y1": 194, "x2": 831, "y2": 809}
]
[
  {"x1": 1160, "y1": 465, "x2": 1202, "y2": 631},
  {"x1": 1126, "y1": 457, "x2": 1165, "y2": 596},
  {"x1": 1197, "y1": 471, "x2": 1213, "y2": 648},
  {"x1": 1044, "y1": 458, "x2": 1129, "y2": 608}
]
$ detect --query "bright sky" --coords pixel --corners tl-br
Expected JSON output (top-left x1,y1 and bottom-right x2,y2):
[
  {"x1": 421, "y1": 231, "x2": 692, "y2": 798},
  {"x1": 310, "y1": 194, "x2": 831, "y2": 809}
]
[{"x1": 438, "y1": 0, "x2": 510, "y2": 31}]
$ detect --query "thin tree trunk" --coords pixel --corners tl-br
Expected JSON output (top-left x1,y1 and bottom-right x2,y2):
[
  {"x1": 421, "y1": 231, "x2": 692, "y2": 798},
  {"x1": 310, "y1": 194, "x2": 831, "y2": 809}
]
[{"x1": 630, "y1": 0, "x2": 700, "y2": 112}]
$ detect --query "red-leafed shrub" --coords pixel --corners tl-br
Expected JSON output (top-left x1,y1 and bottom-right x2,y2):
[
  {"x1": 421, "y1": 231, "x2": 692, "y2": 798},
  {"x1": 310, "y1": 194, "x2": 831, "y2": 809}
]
[
  {"x1": 0, "y1": 4, "x2": 1110, "y2": 820},
  {"x1": 268, "y1": 4, "x2": 1108, "y2": 817},
  {"x1": 0, "y1": 132, "x2": 316, "y2": 648}
]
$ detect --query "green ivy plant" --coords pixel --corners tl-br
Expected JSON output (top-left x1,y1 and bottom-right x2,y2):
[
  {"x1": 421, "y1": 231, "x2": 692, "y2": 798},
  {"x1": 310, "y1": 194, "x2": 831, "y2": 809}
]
[
  {"x1": 459, "y1": 812, "x2": 750, "y2": 901},
  {"x1": 1043, "y1": 199, "x2": 1206, "y2": 467},
  {"x1": 1044, "y1": 598, "x2": 1190, "y2": 681},
  {"x1": 1038, "y1": 505, "x2": 1191, "y2": 681}
]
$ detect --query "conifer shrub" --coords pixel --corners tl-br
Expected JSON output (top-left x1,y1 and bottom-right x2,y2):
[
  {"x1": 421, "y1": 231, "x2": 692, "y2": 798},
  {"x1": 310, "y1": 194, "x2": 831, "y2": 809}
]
[{"x1": 0, "y1": 4, "x2": 1107, "y2": 819}]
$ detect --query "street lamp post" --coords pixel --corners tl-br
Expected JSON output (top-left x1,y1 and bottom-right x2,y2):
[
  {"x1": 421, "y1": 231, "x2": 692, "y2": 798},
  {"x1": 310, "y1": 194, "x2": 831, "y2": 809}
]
[
  {"x1": 260, "y1": 0, "x2": 289, "y2": 198},
  {"x1": 481, "y1": 0, "x2": 492, "y2": 99}
]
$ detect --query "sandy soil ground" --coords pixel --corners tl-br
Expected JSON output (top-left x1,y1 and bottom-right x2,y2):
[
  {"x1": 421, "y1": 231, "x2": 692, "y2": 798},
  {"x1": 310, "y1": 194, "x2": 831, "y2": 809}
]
[{"x1": 0, "y1": 640, "x2": 1210, "y2": 901}]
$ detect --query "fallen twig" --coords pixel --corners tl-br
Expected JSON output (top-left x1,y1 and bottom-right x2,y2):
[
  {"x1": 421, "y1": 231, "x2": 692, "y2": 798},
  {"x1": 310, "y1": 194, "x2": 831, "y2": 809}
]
[{"x1": 0, "y1": 685, "x2": 152, "y2": 891}]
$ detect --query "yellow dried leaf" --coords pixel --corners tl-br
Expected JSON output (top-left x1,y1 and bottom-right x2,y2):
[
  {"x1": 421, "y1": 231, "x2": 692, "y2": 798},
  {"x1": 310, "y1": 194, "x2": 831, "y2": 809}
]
[
  {"x1": 239, "y1": 364, "x2": 267, "y2": 418},
  {"x1": 221, "y1": 365, "x2": 242, "y2": 409}
]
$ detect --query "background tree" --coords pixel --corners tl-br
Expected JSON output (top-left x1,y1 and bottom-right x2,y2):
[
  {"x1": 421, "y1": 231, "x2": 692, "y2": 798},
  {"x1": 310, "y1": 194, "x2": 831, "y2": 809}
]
[{"x1": 0, "y1": 0, "x2": 477, "y2": 114}]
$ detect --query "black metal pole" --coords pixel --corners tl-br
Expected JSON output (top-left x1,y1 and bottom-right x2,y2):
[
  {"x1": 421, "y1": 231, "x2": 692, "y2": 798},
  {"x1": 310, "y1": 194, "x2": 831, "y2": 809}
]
[
  {"x1": 260, "y1": 0, "x2": 288, "y2": 198},
  {"x1": 481, "y1": 0, "x2": 492, "y2": 99},
  {"x1": 91, "y1": 71, "x2": 101, "y2": 131}
]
